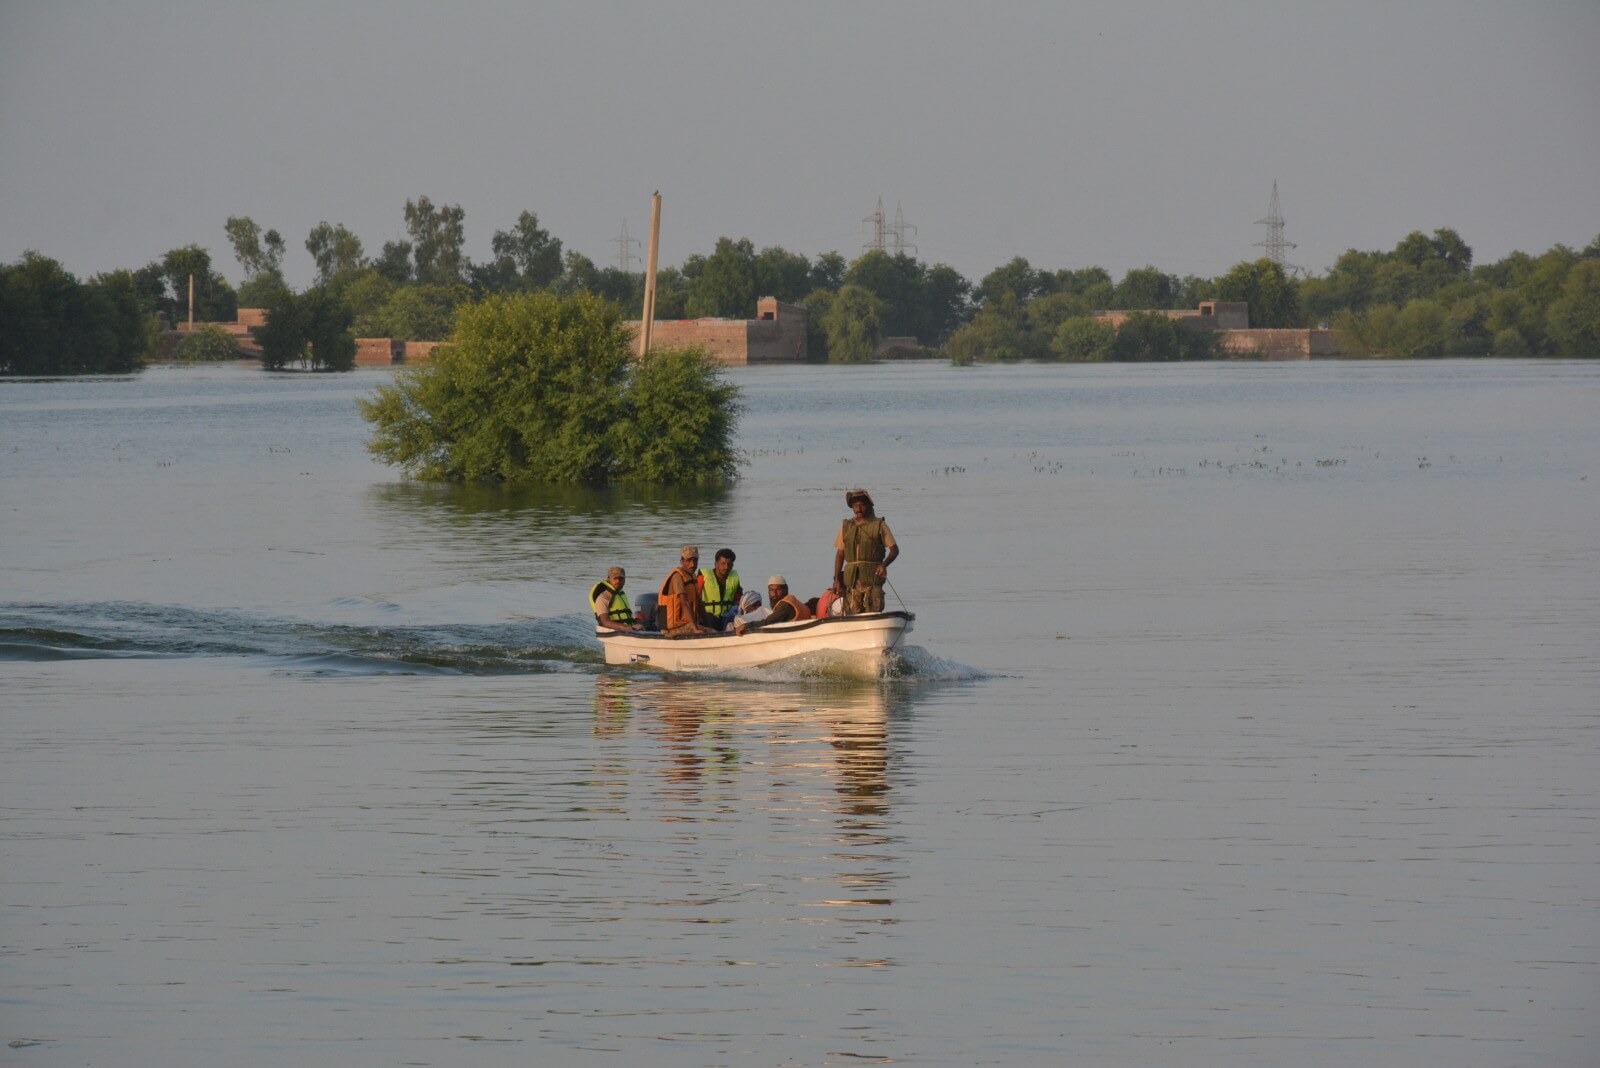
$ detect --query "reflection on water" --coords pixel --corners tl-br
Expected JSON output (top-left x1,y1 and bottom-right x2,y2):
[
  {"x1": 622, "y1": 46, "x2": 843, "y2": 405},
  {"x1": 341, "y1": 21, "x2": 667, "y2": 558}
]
[
  {"x1": 591, "y1": 676, "x2": 903, "y2": 918},
  {"x1": 367, "y1": 480, "x2": 729, "y2": 553}
]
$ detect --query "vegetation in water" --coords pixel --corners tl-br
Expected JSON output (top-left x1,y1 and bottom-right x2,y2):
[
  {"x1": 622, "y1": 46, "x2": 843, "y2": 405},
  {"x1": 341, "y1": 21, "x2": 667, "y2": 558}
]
[
  {"x1": 358, "y1": 290, "x2": 740, "y2": 485},
  {"x1": 256, "y1": 287, "x2": 355, "y2": 372},
  {"x1": 0, "y1": 252, "x2": 147, "y2": 374},
  {"x1": 173, "y1": 324, "x2": 241, "y2": 362}
]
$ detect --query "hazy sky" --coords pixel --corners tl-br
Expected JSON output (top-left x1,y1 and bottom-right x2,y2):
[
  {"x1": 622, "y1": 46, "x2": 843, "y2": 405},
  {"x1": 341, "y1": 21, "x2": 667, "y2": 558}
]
[{"x1": 3, "y1": 1, "x2": 1597, "y2": 289}]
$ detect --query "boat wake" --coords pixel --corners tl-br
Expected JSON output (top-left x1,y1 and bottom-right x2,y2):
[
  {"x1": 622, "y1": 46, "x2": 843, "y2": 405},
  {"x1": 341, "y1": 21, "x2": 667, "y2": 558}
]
[
  {"x1": 0, "y1": 601, "x2": 601, "y2": 676},
  {"x1": 0, "y1": 601, "x2": 983, "y2": 680}
]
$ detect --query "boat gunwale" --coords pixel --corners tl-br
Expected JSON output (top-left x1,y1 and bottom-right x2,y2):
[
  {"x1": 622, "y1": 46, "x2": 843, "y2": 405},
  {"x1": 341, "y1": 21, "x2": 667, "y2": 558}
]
[{"x1": 594, "y1": 610, "x2": 914, "y2": 644}]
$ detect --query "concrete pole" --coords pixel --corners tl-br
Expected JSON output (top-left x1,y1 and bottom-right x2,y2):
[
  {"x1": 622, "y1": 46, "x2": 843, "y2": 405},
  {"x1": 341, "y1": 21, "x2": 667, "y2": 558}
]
[
  {"x1": 638, "y1": 193, "x2": 661, "y2": 358},
  {"x1": 187, "y1": 273, "x2": 195, "y2": 329}
]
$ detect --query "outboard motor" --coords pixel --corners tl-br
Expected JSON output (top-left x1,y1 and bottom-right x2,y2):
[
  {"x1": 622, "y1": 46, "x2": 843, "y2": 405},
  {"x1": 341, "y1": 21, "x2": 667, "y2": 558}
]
[{"x1": 633, "y1": 592, "x2": 660, "y2": 631}]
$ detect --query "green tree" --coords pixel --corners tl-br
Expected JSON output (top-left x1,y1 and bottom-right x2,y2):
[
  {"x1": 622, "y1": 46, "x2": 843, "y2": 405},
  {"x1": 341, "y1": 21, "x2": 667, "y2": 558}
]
[
  {"x1": 1492, "y1": 329, "x2": 1530, "y2": 356},
  {"x1": 801, "y1": 288, "x2": 835, "y2": 362},
  {"x1": 358, "y1": 290, "x2": 740, "y2": 484},
  {"x1": 174, "y1": 324, "x2": 241, "y2": 361},
  {"x1": 1113, "y1": 266, "x2": 1181, "y2": 310},
  {"x1": 256, "y1": 288, "x2": 307, "y2": 370},
  {"x1": 367, "y1": 284, "x2": 469, "y2": 341},
  {"x1": 754, "y1": 245, "x2": 812, "y2": 304},
  {"x1": 687, "y1": 237, "x2": 759, "y2": 318},
  {"x1": 236, "y1": 273, "x2": 290, "y2": 309},
  {"x1": 1050, "y1": 316, "x2": 1116, "y2": 362},
  {"x1": 154, "y1": 245, "x2": 236, "y2": 324},
  {"x1": 257, "y1": 287, "x2": 355, "y2": 371},
  {"x1": 403, "y1": 196, "x2": 467, "y2": 285},
  {"x1": 843, "y1": 250, "x2": 937, "y2": 340},
  {"x1": 1546, "y1": 260, "x2": 1600, "y2": 357},
  {"x1": 653, "y1": 266, "x2": 690, "y2": 320},
  {"x1": 611, "y1": 347, "x2": 740, "y2": 483},
  {"x1": 923, "y1": 263, "x2": 973, "y2": 343},
  {"x1": 943, "y1": 296, "x2": 1034, "y2": 363},
  {"x1": 808, "y1": 251, "x2": 847, "y2": 292},
  {"x1": 305, "y1": 222, "x2": 366, "y2": 285},
  {"x1": 975, "y1": 257, "x2": 1052, "y2": 307},
  {"x1": 1052, "y1": 265, "x2": 1115, "y2": 307},
  {"x1": 224, "y1": 216, "x2": 286, "y2": 281},
  {"x1": 1024, "y1": 291, "x2": 1093, "y2": 340},
  {"x1": 303, "y1": 288, "x2": 356, "y2": 371},
  {"x1": 1390, "y1": 299, "x2": 1448, "y2": 357},
  {"x1": 822, "y1": 285, "x2": 884, "y2": 363},
  {"x1": 473, "y1": 210, "x2": 563, "y2": 292},
  {"x1": 339, "y1": 269, "x2": 399, "y2": 335},
  {"x1": 375, "y1": 240, "x2": 413, "y2": 284},
  {"x1": 1111, "y1": 311, "x2": 1183, "y2": 361},
  {"x1": 0, "y1": 254, "x2": 146, "y2": 375},
  {"x1": 1216, "y1": 258, "x2": 1301, "y2": 327}
]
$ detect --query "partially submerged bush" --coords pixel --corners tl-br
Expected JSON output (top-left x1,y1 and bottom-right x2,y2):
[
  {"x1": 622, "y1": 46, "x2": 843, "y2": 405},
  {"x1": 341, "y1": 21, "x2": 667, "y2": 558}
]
[
  {"x1": 358, "y1": 290, "x2": 740, "y2": 484},
  {"x1": 173, "y1": 324, "x2": 240, "y2": 362}
]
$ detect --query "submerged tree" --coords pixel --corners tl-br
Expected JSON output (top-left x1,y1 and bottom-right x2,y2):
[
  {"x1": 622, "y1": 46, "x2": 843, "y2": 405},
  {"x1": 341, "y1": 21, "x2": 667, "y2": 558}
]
[
  {"x1": 0, "y1": 253, "x2": 147, "y2": 375},
  {"x1": 359, "y1": 290, "x2": 740, "y2": 484},
  {"x1": 257, "y1": 287, "x2": 356, "y2": 371}
]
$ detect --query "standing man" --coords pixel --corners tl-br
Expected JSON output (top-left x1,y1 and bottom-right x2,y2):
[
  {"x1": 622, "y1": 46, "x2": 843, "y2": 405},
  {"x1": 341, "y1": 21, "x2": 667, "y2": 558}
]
[
  {"x1": 659, "y1": 546, "x2": 710, "y2": 636},
  {"x1": 833, "y1": 488, "x2": 898, "y2": 615},
  {"x1": 590, "y1": 566, "x2": 641, "y2": 631},
  {"x1": 698, "y1": 548, "x2": 742, "y2": 631}
]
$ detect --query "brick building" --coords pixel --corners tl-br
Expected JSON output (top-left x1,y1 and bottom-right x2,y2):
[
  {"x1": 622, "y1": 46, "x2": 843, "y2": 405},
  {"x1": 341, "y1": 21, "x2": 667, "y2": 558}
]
[
  {"x1": 628, "y1": 297, "x2": 809, "y2": 365},
  {"x1": 1094, "y1": 300, "x2": 1340, "y2": 360}
]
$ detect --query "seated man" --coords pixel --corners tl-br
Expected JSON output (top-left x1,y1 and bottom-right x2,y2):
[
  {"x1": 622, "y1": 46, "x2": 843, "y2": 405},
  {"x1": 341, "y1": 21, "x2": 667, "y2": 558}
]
[
  {"x1": 735, "y1": 576, "x2": 813, "y2": 634},
  {"x1": 697, "y1": 548, "x2": 742, "y2": 632},
  {"x1": 658, "y1": 546, "x2": 710, "y2": 637},
  {"x1": 734, "y1": 589, "x2": 768, "y2": 625},
  {"x1": 589, "y1": 566, "x2": 641, "y2": 631}
]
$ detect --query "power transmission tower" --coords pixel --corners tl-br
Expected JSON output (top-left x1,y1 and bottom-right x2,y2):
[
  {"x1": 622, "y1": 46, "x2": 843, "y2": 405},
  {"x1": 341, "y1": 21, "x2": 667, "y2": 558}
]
[
  {"x1": 862, "y1": 196, "x2": 887, "y2": 253},
  {"x1": 613, "y1": 219, "x2": 640, "y2": 273},
  {"x1": 889, "y1": 201, "x2": 918, "y2": 257},
  {"x1": 1254, "y1": 180, "x2": 1298, "y2": 272}
]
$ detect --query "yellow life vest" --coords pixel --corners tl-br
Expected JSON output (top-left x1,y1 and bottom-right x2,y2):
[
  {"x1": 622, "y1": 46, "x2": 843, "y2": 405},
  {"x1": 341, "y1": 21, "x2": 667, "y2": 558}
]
[
  {"x1": 699, "y1": 567, "x2": 741, "y2": 617},
  {"x1": 589, "y1": 581, "x2": 633, "y2": 624}
]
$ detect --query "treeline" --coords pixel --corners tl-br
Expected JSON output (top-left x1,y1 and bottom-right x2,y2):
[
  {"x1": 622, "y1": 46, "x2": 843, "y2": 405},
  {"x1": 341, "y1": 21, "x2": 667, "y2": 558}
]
[{"x1": 4, "y1": 199, "x2": 1598, "y2": 375}]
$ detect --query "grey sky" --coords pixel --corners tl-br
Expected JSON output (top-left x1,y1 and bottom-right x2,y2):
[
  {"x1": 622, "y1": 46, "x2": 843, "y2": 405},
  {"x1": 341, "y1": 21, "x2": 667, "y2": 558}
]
[{"x1": 3, "y1": 0, "x2": 1597, "y2": 289}]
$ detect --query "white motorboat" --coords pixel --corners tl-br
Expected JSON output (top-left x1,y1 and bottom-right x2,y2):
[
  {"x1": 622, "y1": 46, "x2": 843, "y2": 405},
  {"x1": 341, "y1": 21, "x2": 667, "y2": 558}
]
[{"x1": 596, "y1": 611, "x2": 914, "y2": 672}]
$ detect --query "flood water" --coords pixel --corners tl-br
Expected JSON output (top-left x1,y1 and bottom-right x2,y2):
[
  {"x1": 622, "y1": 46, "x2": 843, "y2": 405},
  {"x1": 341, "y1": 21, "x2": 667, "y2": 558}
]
[{"x1": 2, "y1": 359, "x2": 1597, "y2": 1066}]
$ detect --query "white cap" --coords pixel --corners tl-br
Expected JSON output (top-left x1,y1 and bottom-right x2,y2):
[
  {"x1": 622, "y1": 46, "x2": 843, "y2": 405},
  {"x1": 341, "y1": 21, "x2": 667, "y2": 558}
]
[{"x1": 767, "y1": 575, "x2": 787, "y2": 587}]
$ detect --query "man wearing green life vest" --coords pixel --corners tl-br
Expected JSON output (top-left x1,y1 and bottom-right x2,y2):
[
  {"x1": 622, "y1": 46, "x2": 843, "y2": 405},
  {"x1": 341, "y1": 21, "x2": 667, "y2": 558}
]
[
  {"x1": 590, "y1": 566, "x2": 641, "y2": 631},
  {"x1": 697, "y1": 548, "x2": 742, "y2": 632},
  {"x1": 833, "y1": 488, "x2": 898, "y2": 615}
]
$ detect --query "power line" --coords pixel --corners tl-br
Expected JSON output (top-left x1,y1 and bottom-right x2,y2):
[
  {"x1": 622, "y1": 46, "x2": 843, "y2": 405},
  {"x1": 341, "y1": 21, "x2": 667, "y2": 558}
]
[
  {"x1": 1254, "y1": 180, "x2": 1299, "y2": 273},
  {"x1": 889, "y1": 201, "x2": 918, "y2": 257},
  {"x1": 862, "y1": 196, "x2": 887, "y2": 253},
  {"x1": 613, "y1": 219, "x2": 640, "y2": 273}
]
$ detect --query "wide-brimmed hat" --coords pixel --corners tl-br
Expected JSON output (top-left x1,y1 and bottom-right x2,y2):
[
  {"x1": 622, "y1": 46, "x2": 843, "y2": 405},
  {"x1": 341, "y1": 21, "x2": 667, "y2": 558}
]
[{"x1": 845, "y1": 487, "x2": 874, "y2": 508}]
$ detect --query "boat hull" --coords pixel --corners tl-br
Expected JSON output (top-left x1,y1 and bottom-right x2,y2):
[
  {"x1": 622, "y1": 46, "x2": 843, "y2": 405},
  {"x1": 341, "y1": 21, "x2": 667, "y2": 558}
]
[{"x1": 596, "y1": 611, "x2": 914, "y2": 672}]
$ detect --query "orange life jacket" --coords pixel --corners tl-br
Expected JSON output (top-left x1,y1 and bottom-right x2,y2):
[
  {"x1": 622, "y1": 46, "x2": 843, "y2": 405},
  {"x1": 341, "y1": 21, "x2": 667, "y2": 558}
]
[
  {"x1": 659, "y1": 568, "x2": 699, "y2": 630},
  {"x1": 774, "y1": 594, "x2": 813, "y2": 621}
]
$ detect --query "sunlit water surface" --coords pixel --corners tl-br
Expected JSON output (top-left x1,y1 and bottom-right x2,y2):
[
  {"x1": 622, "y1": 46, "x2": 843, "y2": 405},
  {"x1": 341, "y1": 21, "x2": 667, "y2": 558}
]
[{"x1": 2, "y1": 360, "x2": 1597, "y2": 1066}]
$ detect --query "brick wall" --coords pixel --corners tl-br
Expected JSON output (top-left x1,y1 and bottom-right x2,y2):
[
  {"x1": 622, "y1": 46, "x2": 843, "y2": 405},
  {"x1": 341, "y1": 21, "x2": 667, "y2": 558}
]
[
  {"x1": 625, "y1": 298, "x2": 810, "y2": 365},
  {"x1": 747, "y1": 299, "x2": 808, "y2": 363},
  {"x1": 1218, "y1": 329, "x2": 1312, "y2": 360},
  {"x1": 354, "y1": 338, "x2": 403, "y2": 366}
]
